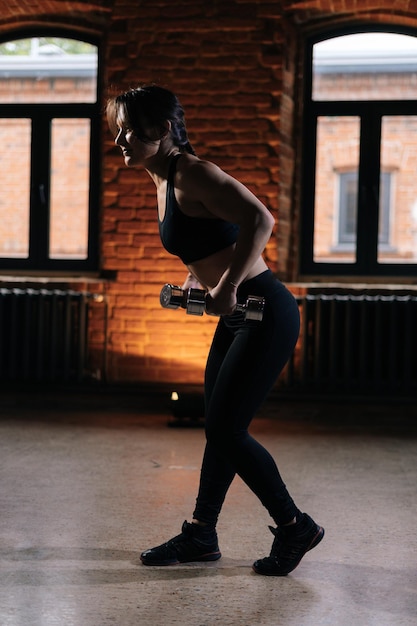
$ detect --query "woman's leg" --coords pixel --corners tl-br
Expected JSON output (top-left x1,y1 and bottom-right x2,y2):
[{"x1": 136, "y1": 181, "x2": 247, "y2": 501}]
[
  {"x1": 193, "y1": 271, "x2": 301, "y2": 527},
  {"x1": 191, "y1": 319, "x2": 238, "y2": 526}
]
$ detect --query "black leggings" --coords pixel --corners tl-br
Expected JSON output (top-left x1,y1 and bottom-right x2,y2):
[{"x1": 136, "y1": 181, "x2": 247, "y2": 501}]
[{"x1": 193, "y1": 270, "x2": 300, "y2": 527}]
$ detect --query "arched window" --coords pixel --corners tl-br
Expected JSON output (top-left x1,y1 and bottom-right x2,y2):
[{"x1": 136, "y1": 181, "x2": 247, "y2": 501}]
[
  {"x1": 300, "y1": 30, "x2": 417, "y2": 277},
  {"x1": 0, "y1": 34, "x2": 100, "y2": 272}
]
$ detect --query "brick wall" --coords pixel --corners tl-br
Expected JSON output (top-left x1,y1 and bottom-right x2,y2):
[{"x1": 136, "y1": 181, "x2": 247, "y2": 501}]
[
  {"x1": 101, "y1": 1, "x2": 293, "y2": 384},
  {"x1": 1, "y1": 0, "x2": 417, "y2": 385}
]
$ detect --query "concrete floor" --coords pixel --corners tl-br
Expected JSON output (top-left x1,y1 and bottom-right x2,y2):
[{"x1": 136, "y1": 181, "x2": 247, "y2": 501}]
[{"x1": 0, "y1": 388, "x2": 416, "y2": 626}]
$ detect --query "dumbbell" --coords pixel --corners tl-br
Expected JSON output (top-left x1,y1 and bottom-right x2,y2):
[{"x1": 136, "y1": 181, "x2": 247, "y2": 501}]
[{"x1": 160, "y1": 283, "x2": 265, "y2": 321}]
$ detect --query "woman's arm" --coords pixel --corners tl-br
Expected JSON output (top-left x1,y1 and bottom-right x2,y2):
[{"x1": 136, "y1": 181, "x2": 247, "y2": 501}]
[{"x1": 180, "y1": 160, "x2": 274, "y2": 314}]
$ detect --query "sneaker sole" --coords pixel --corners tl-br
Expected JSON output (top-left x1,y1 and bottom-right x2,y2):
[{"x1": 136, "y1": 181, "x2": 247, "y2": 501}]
[
  {"x1": 252, "y1": 526, "x2": 325, "y2": 576},
  {"x1": 141, "y1": 551, "x2": 222, "y2": 566}
]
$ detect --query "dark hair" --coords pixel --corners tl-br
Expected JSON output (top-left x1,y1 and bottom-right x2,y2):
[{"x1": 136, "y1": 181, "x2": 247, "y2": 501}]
[{"x1": 106, "y1": 85, "x2": 196, "y2": 155}]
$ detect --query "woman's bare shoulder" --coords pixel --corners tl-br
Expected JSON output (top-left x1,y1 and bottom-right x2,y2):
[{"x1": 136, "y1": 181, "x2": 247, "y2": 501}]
[{"x1": 177, "y1": 155, "x2": 234, "y2": 195}]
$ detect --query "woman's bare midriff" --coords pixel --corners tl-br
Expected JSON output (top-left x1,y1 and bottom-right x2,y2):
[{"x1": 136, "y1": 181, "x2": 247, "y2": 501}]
[{"x1": 187, "y1": 244, "x2": 269, "y2": 291}]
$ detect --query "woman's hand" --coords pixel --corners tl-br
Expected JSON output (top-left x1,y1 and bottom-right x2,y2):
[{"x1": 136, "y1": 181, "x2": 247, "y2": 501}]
[
  {"x1": 181, "y1": 272, "x2": 203, "y2": 291},
  {"x1": 205, "y1": 280, "x2": 237, "y2": 316}
]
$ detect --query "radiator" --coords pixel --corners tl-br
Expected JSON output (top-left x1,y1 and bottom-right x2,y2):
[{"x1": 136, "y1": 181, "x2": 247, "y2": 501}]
[
  {"x1": 0, "y1": 288, "x2": 99, "y2": 382},
  {"x1": 300, "y1": 293, "x2": 417, "y2": 394}
]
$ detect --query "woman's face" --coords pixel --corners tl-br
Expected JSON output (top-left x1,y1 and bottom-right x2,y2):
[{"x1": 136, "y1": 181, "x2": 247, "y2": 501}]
[{"x1": 114, "y1": 108, "x2": 160, "y2": 167}]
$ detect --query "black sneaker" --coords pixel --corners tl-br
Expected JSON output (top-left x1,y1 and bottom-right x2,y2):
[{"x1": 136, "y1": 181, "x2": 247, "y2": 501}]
[
  {"x1": 140, "y1": 521, "x2": 221, "y2": 566},
  {"x1": 252, "y1": 512, "x2": 324, "y2": 576}
]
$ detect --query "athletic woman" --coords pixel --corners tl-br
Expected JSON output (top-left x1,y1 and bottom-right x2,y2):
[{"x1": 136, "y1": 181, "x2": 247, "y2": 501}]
[{"x1": 107, "y1": 85, "x2": 324, "y2": 576}]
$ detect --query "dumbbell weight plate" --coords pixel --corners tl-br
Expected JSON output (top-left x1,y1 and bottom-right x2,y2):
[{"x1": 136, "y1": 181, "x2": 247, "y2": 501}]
[
  {"x1": 160, "y1": 284, "x2": 183, "y2": 309},
  {"x1": 186, "y1": 288, "x2": 206, "y2": 316},
  {"x1": 243, "y1": 296, "x2": 265, "y2": 321}
]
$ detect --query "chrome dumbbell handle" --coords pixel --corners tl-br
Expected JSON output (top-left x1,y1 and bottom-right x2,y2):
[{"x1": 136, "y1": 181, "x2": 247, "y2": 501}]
[
  {"x1": 160, "y1": 284, "x2": 265, "y2": 321},
  {"x1": 160, "y1": 284, "x2": 206, "y2": 315}
]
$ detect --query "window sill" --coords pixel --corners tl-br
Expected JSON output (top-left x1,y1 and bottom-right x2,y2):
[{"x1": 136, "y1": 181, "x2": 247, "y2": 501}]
[
  {"x1": 0, "y1": 270, "x2": 117, "y2": 284},
  {"x1": 292, "y1": 278, "x2": 417, "y2": 290}
]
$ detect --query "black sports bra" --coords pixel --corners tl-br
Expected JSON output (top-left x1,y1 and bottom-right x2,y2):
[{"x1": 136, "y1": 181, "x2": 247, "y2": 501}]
[{"x1": 158, "y1": 154, "x2": 239, "y2": 264}]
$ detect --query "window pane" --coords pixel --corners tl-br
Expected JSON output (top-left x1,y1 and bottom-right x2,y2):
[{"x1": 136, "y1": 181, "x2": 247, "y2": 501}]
[
  {"x1": 49, "y1": 119, "x2": 90, "y2": 259},
  {"x1": 314, "y1": 116, "x2": 360, "y2": 263},
  {"x1": 378, "y1": 172, "x2": 390, "y2": 245},
  {"x1": 0, "y1": 37, "x2": 97, "y2": 103},
  {"x1": 313, "y1": 33, "x2": 417, "y2": 101},
  {"x1": 338, "y1": 172, "x2": 358, "y2": 244},
  {"x1": 0, "y1": 118, "x2": 31, "y2": 257},
  {"x1": 378, "y1": 115, "x2": 417, "y2": 264}
]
